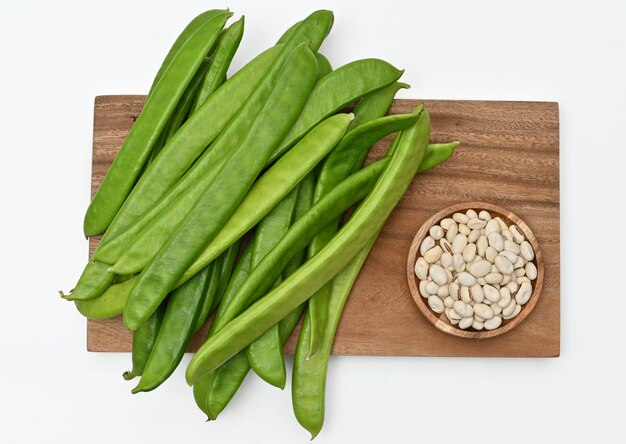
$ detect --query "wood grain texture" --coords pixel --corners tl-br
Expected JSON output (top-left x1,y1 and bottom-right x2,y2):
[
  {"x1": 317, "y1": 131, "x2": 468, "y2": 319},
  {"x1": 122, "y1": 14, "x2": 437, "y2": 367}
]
[{"x1": 87, "y1": 96, "x2": 560, "y2": 357}]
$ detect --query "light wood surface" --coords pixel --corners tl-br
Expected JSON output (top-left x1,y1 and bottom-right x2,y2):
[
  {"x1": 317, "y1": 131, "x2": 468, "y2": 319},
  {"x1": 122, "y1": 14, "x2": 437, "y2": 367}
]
[
  {"x1": 407, "y1": 201, "x2": 544, "y2": 339},
  {"x1": 87, "y1": 96, "x2": 560, "y2": 357}
]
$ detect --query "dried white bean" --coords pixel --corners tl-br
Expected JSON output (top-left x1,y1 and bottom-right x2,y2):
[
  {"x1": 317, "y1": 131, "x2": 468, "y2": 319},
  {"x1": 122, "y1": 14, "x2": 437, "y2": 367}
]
[
  {"x1": 446, "y1": 222, "x2": 458, "y2": 242},
  {"x1": 485, "y1": 272, "x2": 504, "y2": 285},
  {"x1": 457, "y1": 272, "x2": 477, "y2": 286},
  {"x1": 514, "y1": 256, "x2": 525, "y2": 269},
  {"x1": 525, "y1": 262, "x2": 538, "y2": 280},
  {"x1": 428, "y1": 296, "x2": 445, "y2": 313},
  {"x1": 515, "y1": 268, "x2": 526, "y2": 277},
  {"x1": 459, "y1": 317, "x2": 474, "y2": 329},
  {"x1": 429, "y1": 264, "x2": 448, "y2": 286},
  {"x1": 468, "y1": 228, "x2": 481, "y2": 243},
  {"x1": 495, "y1": 255, "x2": 514, "y2": 275},
  {"x1": 472, "y1": 319, "x2": 484, "y2": 330},
  {"x1": 466, "y1": 209, "x2": 478, "y2": 219},
  {"x1": 451, "y1": 234, "x2": 468, "y2": 254},
  {"x1": 467, "y1": 218, "x2": 486, "y2": 230},
  {"x1": 488, "y1": 232, "x2": 504, "y2": 252},
  {"x1": 453, "y1": 212, "x2": 470, "y2": 224},
  {"x1": 414, "y1": 257, "x2": 429, "y2": 280},
  {"x1": 474, "y1": 315, "x2": 485, "y2": 322},
  {"x1": 429, "y1": 225, "x2": 444, "y2": 240},
  {"x1": 501, "y1": 274, "x2": 511, "y2": 285},
  {"x1": 460, "y1": 286, "x2": 472, "y2": 303},
  {"x1": 420, "y1": 236, "x2": 435, "y2": 256},
  {"x1": 483, "y1": 284, "x2": 501, "y2": 303},
  {"x1": 479, "y1": 210, "x2": 492, "y2": 221},
  {"x1": 444, "y1": 296, "x2": 454, "y2": 308},
  {"x1": 476, "y1": 235, "x2": 488, "y2": 257},
  {"x1": 454, "y1": 300, "x2": 473, "y2": 317},
  {"x1": 449, "y1": 282, "x2": 460, "y2": 300},
  {"x1": 510, "y1": 225, "x2": 525, "y2": 243},
  {"x1": 517, "y1": 276, "x2": 531, "y2": 285},
  {"x1": 437, "y1": 285, "x2": 450, "y2": 298},
  {"x1": 515, "y1": 281, "x2": 532, "y2": 305},
  {"x1": 485, "y1": 219, "x2": 500, "y2": 235},
  {"x1": 439, "y1": 238, "x2": 452, "y2": 254},
  {"x1": 448, "y1": 308, "x2": 462, "y2": 320},
  {"x1": 484, "y1": 316, "x2": 502, "y2": 330},
  {"x1": 463, "y1": 243, "x2": 477, "y2": 263},
  {"x1": 440, "y1": 252, "x2": 453, "y2": 269},
  {"x1": 507, "y1": 281, "x2": 519, "y2": 295},
  {"x1": 424, "y1": 246, "x2": 443, "y2": 263},
  {"x1": 486, "y1": 246, "x2": 498, "y2": 263},
  {"x1": 440, "y1": 218, "x2": 455, "y2": 230},
  {"x1": 491, "y1": 303, "x2": 502, "y2": 315},
  {"x1": 503, "y1": 304, "x2": 521, "y2": 320},
  {"x1": 467, "y1": 259, "x2": 491, "y2": 278},
  {"x1": 502, "y1": 299, "x2": 517, "y2": 317},
  {"x1": 419, "y1": 281, "x2": 429, "y2": 297},
  {"x1": 477, "y1": 277, "x2": 486, "y2": 286},
  {"x1": 426, "y1": 281, "x2": 439, "y2": 295},
  {"x1": 470, "y1": 284, "x2": 485, "y2": 303},
  {"x1": 473, "y1": 303, "x2": 494, "y2": 320},
  {"x1": 520, "y1": 241, "x2": 534, "y2": 261}
]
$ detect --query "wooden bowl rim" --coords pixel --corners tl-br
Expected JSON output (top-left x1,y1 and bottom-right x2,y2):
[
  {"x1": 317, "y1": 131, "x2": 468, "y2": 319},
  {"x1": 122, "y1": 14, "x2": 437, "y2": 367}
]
[{"x1": 406, "y1": 201, "x2": 544, "y2": 339}]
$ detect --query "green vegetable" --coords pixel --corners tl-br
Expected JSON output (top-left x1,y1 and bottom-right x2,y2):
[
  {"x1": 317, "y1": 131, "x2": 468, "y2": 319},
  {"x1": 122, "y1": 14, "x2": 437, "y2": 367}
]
[
  {"x1": 123, "y1": 302, "x2": 166, "y2": 380},
  {"x1": 349, "y1": 81, "x2": 408, "y2": 130},
  {"x1": 271, "y1": 58, "x2": 404, "y2": 161},
  {"x1": 192, "y1": 17, "x2": 245, "y2": 111},
  {"x1": 186, "y1": 105, "x2": 430, "y2": 384},
  {"x1": 178, "y1": 113, "x2": 353, "y2": 285},
  {"x1": 84, "y1": 10, "x2": 230, "y2": 236},
  {"x1": 315, "y1": 53, "x2": 332, "y2": 78},
  {"x1": 123, "y1": 43, "x2": 319, "y2": 331},
  {"x1": 191, "y1": 262, "x2": 220, "y2": 334},
  {"x1": 132, "y1": 268, "x2": 211, "y2": 393}
]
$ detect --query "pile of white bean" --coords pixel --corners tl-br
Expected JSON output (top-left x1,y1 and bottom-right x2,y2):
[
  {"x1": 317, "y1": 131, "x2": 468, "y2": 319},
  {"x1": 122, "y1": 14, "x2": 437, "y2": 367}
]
[{"x1": 414, "y1": 209, "x2": 537, "y2": 331}]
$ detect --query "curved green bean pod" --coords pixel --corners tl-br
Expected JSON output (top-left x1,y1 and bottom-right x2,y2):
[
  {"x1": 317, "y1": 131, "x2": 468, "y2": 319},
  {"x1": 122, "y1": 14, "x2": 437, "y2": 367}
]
[
  {"x1": 191, "y1": 262, "x2": 220, "y2": 334},
  {"x1": 214, "y1": 241, "x2": 241, "y2": 306},
  {"x1": 123, "y1": 44, "x2": 318, "y2": 331},
  {"x1": 62, "y1": 260, "x2": 114, "y2": 301},
  {"x1": 192, "y1": 17, "x2": 245, "y2": 112},
  {"x1": 148, "y1": 10, "x2": 225, "y2": 98},
  {"x1": 131, "y1": 268, "x2": 210, "y2": 393},
  {"x1": 305, "y1": 109, "x2": 421, "y2": 351},
  {"x1": 123, "y1": 302, "x2": 166, "y2": 380},
  {"x1": 418, "y1": 142, "x2": 460, "y2": 172},
  {"x1": 293, "y1": 235, "x2": 378, "y2": 438},
  {"x1": 84, "y1": 10, "x2": 230, "y2": 236},
  {"x1": 74, "y1": 275, "x2": 137, "y2": 319},
  {"x1": 270, "y1": 58, "x2": 404, "y2": 161},
  {"x1": 178, "y1": 113, "x2": 352, "y2": 285},
  {"x1": 186, "y1": 106, "x2": 430, "y2": 383},
  {"x1": 245, "y1": 188, "x2": 299, "y2": 389}
]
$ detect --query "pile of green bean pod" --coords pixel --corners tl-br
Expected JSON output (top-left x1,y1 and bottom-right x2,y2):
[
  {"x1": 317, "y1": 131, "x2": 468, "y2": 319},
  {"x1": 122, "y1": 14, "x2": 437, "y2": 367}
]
[{"x1": 63, "y1": 8, "x2": 460, "y2": 438}]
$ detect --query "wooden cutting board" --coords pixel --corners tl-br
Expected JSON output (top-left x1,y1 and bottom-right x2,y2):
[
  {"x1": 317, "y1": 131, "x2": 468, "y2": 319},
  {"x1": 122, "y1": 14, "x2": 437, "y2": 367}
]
[{"x1": 87, "y1": 96, "x2": 560, "y2": 357}]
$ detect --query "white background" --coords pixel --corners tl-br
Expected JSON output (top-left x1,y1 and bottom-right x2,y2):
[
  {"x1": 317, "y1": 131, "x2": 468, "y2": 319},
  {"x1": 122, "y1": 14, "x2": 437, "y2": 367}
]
[{"x1": 1, "y1": 0, "x2": 624, "y2": 442}]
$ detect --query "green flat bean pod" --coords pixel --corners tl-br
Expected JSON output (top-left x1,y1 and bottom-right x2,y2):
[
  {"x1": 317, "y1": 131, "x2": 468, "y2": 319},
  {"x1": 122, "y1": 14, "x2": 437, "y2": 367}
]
[
  {"x1": 191, "y1": 262, "x2": 220, "y2": 334},
  {"x1": 123, "y1": 43, "x2": 318, "y2": 331},
  {"x1": 186, "y1": 106, "x2": 430, "y2": 383},
  {"x1": 315, "y1": 53, "x2": 332, "y2": 79},
  {"x1": 270, "y1": 58, "x2": 404, "y2": 161},
  {"x1": 84, "y1": 10, "x2": 230, "y2": 236},
  {"x1": 74, "y1": 275, "x2": 137, "y2": 320},
  {"x1": 123, "y1": 302, "x2": 166, "y2": 381},
  {"x1": 62, "y1": 261, "x2": 114, "y2": 301},
  {"x1": 132, "y1": 268, "x2": 210, "y2": 393},
  {"x1": 192, "y1": 17, "x2": 245, "y2": 112},
  {"x1": 245, "y1": 188, "x2": 299, "y2": 389}
]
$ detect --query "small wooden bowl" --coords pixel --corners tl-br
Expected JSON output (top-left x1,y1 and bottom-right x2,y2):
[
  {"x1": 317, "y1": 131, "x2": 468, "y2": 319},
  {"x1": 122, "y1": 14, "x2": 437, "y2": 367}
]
[{"x1": 407, "y1": 202, "x2": 544, "y2": 339}]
